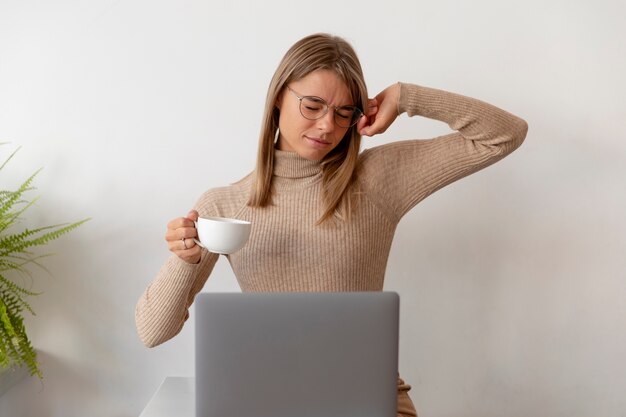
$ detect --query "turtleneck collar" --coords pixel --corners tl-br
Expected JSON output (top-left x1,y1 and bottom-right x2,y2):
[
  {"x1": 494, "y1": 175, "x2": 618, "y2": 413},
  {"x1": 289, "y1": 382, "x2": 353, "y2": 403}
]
[{"x1": 273, "y1": 148, "x2": 322, "y2": 179}]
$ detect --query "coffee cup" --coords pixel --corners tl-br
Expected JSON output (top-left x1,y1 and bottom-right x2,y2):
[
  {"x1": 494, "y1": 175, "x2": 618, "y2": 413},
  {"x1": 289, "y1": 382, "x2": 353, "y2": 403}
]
[{"x1": 193, "y1": 217, "x2": 252, "y2": 254}]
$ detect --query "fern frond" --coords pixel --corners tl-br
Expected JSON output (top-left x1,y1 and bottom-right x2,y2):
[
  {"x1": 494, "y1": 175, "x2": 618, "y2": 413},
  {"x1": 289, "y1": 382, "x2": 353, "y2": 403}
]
[
  {"x1": 0, "y1": 146, "x2": 21, "y2": 172},
  {"x1": 0, "y1": 270, "x2": 31, "y2": 291},
  {"x1": 0, "y1": 226, "x2": 57, "y2": 257},
  {"x1": 0, "y1": 284, "x2": 34, "y2": 315},
  {"x1": 0, "y1": 253, "x2": 54, "y2": 275},
  {"x1": 0, "y1": 219, "x2": 89, "y2": 258},
  {"x1": 0, "y1": 273, "x2": 39, "y2": 297},
  {"x1": 0, "y1": 169, "x2": 40, "y2": 222},
  {"x1": 0, "y1": 196, "x2": 40, "y2": 235},
  {"x1": 0, "y1": 297, "x2": 40, "y2": 377}
]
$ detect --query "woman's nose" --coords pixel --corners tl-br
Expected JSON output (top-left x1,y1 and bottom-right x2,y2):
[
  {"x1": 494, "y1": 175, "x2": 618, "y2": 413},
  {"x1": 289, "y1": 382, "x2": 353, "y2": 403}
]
[{"x1": 316, "y1": 109, "x2": 336, "y2": 132}]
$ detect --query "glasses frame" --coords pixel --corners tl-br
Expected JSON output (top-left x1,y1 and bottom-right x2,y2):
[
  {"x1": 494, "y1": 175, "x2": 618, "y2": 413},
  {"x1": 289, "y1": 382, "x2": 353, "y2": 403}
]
[{"x1": 286, "y1": 86, "x2": 363, "y2": 128}]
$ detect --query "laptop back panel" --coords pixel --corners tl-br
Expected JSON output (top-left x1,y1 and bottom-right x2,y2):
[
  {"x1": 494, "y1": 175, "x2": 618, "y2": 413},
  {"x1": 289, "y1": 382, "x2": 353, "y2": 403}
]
[{"x1": 195, "y1": 292, "x2": 399, "y2": 417}]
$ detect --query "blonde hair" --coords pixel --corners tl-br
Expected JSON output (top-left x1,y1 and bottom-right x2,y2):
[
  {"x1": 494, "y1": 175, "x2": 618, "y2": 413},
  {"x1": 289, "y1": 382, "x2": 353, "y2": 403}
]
[{"x1": 248, "y1": 33, "x2": 368, "y2": 223}]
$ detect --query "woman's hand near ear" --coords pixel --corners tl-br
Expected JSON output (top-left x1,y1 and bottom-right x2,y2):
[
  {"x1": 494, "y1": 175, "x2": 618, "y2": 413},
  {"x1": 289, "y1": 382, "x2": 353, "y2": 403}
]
[{"x1": 357, "y1": 83, "x2": 401, "y2": 137}]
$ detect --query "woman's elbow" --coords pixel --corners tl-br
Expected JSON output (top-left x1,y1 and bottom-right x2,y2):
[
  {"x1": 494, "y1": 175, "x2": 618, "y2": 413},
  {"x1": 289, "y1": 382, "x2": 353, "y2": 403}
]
[
  {"x1": 136, "y1": 321, "x2": 161, "y2": 348},
  {"x1": 511, "y1": 116, "x2": 528, "y2": 150},
  {"x1": 135, "y1": 307, "x2": 181, "y2": 348},
  {"x1": 136, "y1": 325, "x2": 179, "y2": 348}
]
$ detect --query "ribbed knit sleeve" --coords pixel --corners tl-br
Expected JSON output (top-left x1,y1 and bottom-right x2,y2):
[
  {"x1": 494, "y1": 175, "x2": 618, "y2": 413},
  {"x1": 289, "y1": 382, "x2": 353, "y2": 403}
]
[
  {"x1": 135, "y1": 252, "x2": 218, "y2": 347},
  {"x1": 134, "y1": 194, "x2": 223, "y2": 348},
  {"x1": 358, "y1": 83, "x2": 528, "y2": 222}
]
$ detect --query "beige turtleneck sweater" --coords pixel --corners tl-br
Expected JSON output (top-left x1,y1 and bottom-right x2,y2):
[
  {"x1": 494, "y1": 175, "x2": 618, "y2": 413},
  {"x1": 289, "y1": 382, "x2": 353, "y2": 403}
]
[{"x1": 135, "y1": 82, "x2": 527, "y2": 413}]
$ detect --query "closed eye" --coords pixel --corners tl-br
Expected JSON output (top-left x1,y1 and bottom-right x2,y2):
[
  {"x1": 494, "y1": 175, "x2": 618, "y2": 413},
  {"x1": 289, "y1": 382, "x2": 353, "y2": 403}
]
[
  {"x1": 302, "y1": 96, "x2": 326, "y2": 111},
  {"x1": 336, "y1": 106, "x2": 357, "y2": 119}
]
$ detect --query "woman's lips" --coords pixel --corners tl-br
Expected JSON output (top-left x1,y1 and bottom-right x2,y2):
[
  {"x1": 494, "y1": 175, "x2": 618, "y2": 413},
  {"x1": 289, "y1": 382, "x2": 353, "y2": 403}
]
[{"x1": 305, "y1": 136, "x2": 331, "y2": 148}]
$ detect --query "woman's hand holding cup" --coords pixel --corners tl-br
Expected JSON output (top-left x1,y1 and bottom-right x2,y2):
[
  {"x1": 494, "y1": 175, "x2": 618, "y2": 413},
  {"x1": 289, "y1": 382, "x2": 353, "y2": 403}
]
[{"x1": 166, "y1": 210, "x2": 202, "y2": 264}]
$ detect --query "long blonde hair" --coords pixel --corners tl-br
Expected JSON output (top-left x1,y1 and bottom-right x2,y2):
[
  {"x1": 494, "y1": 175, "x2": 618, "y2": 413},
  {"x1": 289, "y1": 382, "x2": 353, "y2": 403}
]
[{"x1": 248, "y1": 33, "x2": 368, "y2": 223}]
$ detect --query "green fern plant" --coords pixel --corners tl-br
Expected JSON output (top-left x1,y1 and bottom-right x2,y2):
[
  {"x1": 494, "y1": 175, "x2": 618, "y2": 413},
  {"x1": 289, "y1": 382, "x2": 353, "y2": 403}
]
[{"x1": 0, "y1": 145, "x2": 88, "y2": 378}]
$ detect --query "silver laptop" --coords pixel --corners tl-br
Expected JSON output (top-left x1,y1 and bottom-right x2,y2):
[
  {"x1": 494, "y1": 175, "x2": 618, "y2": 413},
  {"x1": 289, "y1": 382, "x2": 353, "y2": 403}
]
[{"x1": 195, "y1": 292, "x2": 399, "y2": 417}]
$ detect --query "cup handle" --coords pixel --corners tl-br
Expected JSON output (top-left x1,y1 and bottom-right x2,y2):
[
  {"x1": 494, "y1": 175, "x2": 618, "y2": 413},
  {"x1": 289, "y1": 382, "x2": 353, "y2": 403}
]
[{"x1": 193, "y1": 220, "x2": 205, "y2": 249}]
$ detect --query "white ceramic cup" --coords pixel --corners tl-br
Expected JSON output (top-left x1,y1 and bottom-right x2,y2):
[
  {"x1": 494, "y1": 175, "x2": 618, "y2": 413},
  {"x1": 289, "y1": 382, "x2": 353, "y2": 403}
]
[{"x1": 193, "y1": 217, "x2": 252, "y2": 254}]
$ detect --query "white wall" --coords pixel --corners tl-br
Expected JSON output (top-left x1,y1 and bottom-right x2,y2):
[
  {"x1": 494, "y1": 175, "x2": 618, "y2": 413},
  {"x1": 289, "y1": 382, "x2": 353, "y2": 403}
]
[{"x1": 0, "y1": 0, "x2": 624, "y2": 416}]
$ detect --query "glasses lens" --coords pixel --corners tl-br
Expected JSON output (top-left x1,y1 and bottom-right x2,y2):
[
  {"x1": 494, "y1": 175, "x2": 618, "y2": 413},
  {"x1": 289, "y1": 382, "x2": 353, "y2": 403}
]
[
  {"x1": 335, "y1": 106, "x2": 361, "y2": 128},
  {"x1": 300, "y1": 97, "x2": 327, "y2": 120}
]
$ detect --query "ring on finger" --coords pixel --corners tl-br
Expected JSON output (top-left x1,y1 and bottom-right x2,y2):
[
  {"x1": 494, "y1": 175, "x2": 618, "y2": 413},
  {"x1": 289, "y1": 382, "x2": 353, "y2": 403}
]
[{"x1": 182, "y1": 237, "x2": 188, "y2": 250}]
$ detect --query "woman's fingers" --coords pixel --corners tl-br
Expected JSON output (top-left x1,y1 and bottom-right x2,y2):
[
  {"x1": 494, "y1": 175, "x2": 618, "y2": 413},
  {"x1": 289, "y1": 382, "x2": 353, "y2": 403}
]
[
  {"x1": 356, "y1": 114, "x2": 369, "y2": 132},
  {"x1": 166, "y1": 232, "x2": 197, "y2": 249},
  {"x1": 359, "y1": 84, "x2": 400, "y2": 137},
  {"x1": 164, "y1": 210, "x2": 203, "y2": 264},
  {"x1": 366, "y1": 98, "x2": 378, "y2": 116},
  {"x1": 172, "y1": 244, "x2": 202, "y2": 264},
  {"x1": 165, "y1": 223, "x2": 197, "y2": 242},
  {"x1": 187, "y1": 210, "x2": 199, "y2": 222},
  {"x1": 166, "y1": 210, "x2": 200, "y2": 240},
  {"x1": 356, "y1": 99, "x2": 379, "y2": 135},
  {"x1": 167, "y1": 229, "x2": 202, "y2": 264},
  {"x1": 167, "y1": 217, "x2": 193, "y2": 232}
]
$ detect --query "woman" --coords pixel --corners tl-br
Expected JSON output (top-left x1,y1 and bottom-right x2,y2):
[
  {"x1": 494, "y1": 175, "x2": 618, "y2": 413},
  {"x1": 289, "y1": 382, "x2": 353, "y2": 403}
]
[{"x1": 136, "y1": 33, "x2": 528, "y2": 416}]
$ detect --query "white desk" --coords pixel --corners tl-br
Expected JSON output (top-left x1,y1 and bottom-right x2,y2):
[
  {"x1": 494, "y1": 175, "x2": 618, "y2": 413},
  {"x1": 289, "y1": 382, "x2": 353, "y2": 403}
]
[{"x1": 139, "y1": 377, "x2": 194, "y2": 417}]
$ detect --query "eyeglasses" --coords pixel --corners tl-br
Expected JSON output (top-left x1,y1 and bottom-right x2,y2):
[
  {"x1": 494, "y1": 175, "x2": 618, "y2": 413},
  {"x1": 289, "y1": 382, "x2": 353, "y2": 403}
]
[{"x1": 286, "y1": 86, "x2": 363, "y2": 128}]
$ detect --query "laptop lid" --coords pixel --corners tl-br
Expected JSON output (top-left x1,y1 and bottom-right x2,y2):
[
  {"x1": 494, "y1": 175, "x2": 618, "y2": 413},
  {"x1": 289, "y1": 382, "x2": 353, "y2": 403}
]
[{"x1": 195, "y1": 292, "x2": 399, "y2": 417}]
